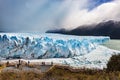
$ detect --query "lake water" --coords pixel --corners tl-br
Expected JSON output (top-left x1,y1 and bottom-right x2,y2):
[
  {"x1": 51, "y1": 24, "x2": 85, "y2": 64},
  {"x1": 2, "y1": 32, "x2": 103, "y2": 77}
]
[{"x1": 103, "y1": 39, "x2": 120, "y2": 51}]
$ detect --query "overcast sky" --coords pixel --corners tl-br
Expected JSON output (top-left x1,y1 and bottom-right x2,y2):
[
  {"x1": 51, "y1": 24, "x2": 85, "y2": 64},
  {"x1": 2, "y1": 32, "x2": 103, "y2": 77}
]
[{"x1": 0, "y1": 0, "x2": 120, "y2": 32}]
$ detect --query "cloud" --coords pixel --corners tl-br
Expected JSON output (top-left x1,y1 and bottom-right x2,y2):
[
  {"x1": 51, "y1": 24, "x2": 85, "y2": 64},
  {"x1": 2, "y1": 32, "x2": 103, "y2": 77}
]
[
  {"x1": 0, "y1": 0, "x2": 88, "y2": 32},
  {"x1": 0, "y1": 0, "x2": 120, "y2": 32},
  {"x1": 62, "y1": 0, "x2": 120, "y2": 29}
]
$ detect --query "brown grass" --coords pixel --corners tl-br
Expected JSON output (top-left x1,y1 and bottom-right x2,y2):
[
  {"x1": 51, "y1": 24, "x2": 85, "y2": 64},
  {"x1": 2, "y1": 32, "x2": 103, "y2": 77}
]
[
  {"x1": 0, "y1": 64, "x2": 6, "y2": 73},
  {"x1": 0, "y1": 71, "x2": 43, "y2": 80},
  {"x1": 41, "y1": 65, "x2": 120, "y2": 80},
  {"x1": 0, "y1": 65, "x2": 120, "y2": 80}
]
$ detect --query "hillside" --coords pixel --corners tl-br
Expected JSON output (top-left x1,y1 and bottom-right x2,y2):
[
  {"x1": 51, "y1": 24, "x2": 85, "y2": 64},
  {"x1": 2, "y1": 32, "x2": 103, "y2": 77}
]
[{"x1": 47, "y1": 20, "x2": 120, "y2": 39}]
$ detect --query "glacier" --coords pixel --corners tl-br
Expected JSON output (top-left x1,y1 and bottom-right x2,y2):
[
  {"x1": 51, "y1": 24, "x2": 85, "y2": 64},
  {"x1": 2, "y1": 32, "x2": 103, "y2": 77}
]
[{"x1": 0, "y1": 33, "x2": 119, "y2": 69}]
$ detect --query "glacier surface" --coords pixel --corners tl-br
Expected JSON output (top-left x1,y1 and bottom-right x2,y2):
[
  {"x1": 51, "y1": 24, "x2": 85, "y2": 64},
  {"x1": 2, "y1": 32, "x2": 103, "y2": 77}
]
[{"x1": 0, "y1": 33, "x2": 119, "y2": 69}]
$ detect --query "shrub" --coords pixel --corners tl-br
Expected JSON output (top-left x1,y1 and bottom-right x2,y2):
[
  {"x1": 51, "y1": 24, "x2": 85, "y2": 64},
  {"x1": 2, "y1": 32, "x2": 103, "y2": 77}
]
[{"x1": 107, "y1": 54, "x2": 120, "y2": 72}]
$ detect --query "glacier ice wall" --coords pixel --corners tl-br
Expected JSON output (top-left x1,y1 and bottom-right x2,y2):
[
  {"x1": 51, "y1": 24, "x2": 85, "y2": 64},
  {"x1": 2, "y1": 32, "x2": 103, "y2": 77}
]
[{"x1": 0, "y1": 33, "x2": 110, "y2": 60}]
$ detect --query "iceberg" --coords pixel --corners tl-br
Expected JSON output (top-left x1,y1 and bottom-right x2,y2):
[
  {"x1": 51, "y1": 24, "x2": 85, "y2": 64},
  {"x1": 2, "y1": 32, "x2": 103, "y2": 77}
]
[{"x1": 0, "y1": 33, "x2": 119, "y2": 69}]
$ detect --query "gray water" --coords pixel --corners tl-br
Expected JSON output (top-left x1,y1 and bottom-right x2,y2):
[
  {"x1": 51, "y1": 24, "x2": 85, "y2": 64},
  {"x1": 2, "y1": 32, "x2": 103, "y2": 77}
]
[{"x1": 103, "y1": 39, "x2": 120, "y2": 51}]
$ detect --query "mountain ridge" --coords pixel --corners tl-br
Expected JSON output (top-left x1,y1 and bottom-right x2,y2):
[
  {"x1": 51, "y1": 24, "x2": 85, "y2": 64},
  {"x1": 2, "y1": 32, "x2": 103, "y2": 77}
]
[{"x1": 46, "y1": 20, "x2": 120, "y2": 39}]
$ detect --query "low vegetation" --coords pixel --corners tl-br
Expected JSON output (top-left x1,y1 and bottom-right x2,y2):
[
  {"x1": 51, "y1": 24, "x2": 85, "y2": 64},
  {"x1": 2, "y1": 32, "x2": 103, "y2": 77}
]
[
  {"x1": 107, "y1": 54, "x2": 120, "y2": 72},
  {"x1": 0, "y1": 64, "x2": 6, "y2": 72},
  {"x1": 0, "y1": 71, "x2": 43, "y2": 80},
  {"x1": 41, "y1": 65, "x2": 120, "y2": 80},
  {"x1": 0, "y1": 54, "x2": 120, "y2": 80}
]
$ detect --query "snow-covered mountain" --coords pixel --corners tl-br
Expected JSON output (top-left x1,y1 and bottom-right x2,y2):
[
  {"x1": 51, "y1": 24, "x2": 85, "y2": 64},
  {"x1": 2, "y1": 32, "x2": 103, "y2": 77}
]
[{"x1": 0, "y1": 33, "x2": 119, "y2": 69}]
